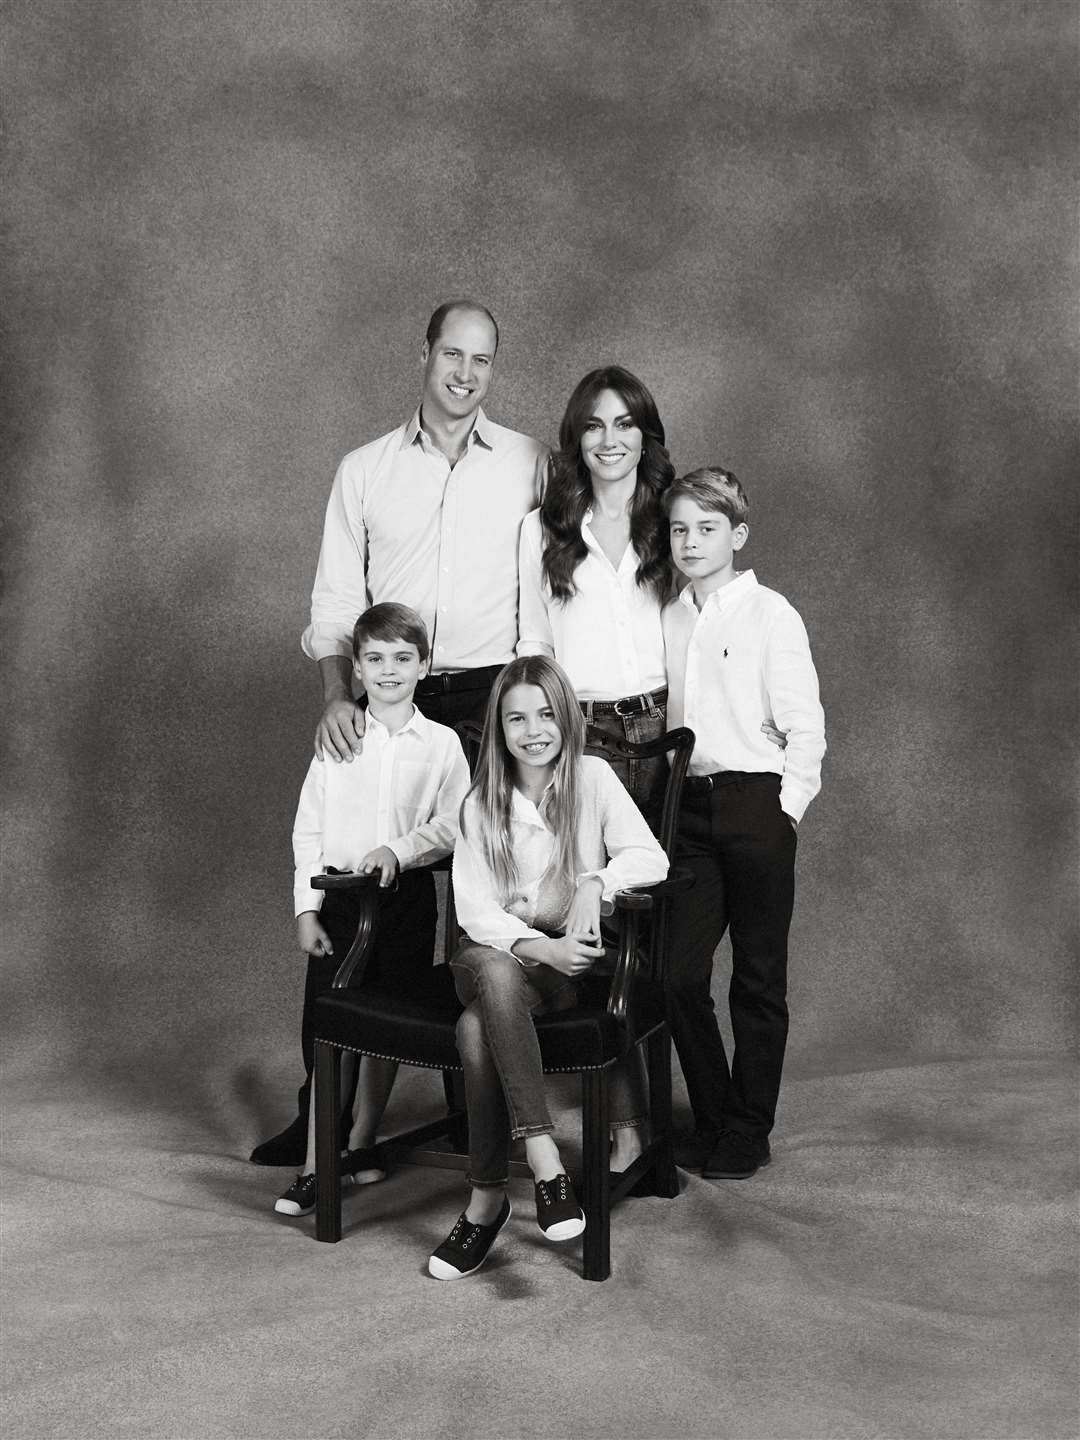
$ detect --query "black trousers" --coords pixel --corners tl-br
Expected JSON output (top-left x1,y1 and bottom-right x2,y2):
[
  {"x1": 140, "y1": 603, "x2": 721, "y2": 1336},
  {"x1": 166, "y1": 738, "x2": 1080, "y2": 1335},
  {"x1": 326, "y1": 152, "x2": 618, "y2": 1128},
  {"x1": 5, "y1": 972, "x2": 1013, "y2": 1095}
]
[
  {"x1": 666, "y1": 773, "x2": 797, "y2": 1139},
  {"x1": 295, "y1": 871, "x2": 438, "y2": 1121}
]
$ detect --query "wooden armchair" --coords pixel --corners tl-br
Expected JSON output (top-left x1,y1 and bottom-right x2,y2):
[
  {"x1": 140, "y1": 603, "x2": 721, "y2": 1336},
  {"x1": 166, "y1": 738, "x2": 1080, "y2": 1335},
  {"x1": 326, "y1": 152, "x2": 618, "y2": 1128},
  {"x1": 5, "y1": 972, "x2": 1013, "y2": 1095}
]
[{"x1": 311, "y1": 725, "x2": 694, "y2": 1281}]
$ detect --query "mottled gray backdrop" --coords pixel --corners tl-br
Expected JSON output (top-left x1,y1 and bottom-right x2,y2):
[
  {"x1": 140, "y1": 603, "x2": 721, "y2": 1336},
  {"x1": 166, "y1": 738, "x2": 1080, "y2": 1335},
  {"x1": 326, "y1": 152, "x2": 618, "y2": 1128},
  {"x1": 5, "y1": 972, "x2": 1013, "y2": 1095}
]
[{"x1": 3, "y1": 1, "x2": 1076, "y2": 1093}]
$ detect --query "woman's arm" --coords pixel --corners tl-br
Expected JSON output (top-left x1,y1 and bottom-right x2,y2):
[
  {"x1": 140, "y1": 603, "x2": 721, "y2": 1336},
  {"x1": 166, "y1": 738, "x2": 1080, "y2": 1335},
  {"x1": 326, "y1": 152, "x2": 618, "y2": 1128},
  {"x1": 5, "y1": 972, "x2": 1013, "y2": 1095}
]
[{"x1": 515, "y1": 509, "x2": 556, "y2": 658}]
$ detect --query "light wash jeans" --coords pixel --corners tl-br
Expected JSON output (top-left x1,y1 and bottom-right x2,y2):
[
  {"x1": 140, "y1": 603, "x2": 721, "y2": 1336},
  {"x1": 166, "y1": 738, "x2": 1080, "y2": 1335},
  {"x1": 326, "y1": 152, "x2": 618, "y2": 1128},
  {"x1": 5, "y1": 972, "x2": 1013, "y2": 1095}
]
[{"x1": 450, "y1": 941, "x2": 647, "y2": 1188}]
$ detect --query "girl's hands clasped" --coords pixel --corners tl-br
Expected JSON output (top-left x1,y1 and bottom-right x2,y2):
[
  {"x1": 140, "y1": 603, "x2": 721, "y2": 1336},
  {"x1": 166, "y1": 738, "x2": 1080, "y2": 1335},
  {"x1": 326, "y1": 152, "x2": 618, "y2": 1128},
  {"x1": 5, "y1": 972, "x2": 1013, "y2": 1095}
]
[{"x1": 540, "y1": 931, "x2": 606, "y2": 977}]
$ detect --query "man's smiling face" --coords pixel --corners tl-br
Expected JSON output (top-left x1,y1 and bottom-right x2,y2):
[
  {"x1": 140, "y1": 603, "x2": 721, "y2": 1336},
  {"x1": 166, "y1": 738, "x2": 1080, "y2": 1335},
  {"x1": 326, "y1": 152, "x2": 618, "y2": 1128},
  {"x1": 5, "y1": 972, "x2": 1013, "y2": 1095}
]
[{"x1": 420, "y1": 306, "x2": 497, "y2": 425}]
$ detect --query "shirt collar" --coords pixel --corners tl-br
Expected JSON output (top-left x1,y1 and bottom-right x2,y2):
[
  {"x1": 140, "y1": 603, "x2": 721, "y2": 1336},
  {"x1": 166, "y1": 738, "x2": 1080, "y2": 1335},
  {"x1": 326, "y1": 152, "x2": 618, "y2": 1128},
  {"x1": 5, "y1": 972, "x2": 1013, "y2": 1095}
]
[
  {"x1": 678, "y1": 568, "x2": 758, "y2": 614},
  {"x1": 403, "y1": 407, "x2": 494, "y2": 454},
  {"x1": 510, "y1": 781, "x2": 554, "y2": 831},
  {"x1": 365, "y1": 704, "x2": 425, "y2": 740},
  {"x1": 581, "y1": 509, "x2": 639, "y2": 570}
]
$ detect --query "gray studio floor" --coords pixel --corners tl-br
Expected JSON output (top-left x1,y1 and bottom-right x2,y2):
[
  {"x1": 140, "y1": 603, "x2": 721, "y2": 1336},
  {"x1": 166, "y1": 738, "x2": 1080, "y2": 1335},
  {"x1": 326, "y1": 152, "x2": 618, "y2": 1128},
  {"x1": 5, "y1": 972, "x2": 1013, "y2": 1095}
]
[{"x1": 2, "y1": 1051, "x2": 1076, "y2": 1440}]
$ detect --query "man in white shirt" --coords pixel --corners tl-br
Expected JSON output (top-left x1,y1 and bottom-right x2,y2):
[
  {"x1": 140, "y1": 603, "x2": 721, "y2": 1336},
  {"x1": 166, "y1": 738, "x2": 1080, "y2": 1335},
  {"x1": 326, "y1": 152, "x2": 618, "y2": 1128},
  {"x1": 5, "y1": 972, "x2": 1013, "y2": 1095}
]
[
  {"x1": 303, "y1": 300, "x2": 549, "y2": 758},
  {"x1": 661, "y1": 468, "x2": 826, "y2": 1181}
]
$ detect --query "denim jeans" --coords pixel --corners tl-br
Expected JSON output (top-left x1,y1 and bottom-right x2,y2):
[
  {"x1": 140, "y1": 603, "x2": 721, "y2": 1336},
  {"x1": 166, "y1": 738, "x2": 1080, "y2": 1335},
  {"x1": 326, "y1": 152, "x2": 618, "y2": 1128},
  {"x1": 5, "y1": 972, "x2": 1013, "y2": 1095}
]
[
  {"x1": 581, "y1": 690, "x2": 667, "y2": 822},
  {"x1": 450, "y1": 941, "x2": 648, "y2": 1187}
]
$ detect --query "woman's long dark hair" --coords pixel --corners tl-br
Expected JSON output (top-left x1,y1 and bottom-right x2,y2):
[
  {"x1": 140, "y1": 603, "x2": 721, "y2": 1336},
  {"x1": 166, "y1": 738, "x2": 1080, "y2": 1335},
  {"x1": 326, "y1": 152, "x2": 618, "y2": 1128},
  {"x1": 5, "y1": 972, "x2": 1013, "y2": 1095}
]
[{"x1": 539, "y1": 366, "x2": 675, "y2": 602}]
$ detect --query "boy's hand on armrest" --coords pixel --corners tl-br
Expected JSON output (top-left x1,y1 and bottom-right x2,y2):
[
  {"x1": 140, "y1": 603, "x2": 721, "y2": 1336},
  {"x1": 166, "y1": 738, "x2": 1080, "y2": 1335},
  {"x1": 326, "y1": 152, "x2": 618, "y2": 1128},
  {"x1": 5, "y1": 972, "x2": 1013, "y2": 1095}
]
[
  {"x1": 358, "y1": 845, "x2": 400, "y2": 889},
  {"x1": 315, "y1": 699, "x2": 366, "y2": 762},
  {"x1": 761, "y1": 719, "x2": 787, "y2": 750},
  {"x1": 298, "y1": 911, "x2": 334, "y2": 957}
]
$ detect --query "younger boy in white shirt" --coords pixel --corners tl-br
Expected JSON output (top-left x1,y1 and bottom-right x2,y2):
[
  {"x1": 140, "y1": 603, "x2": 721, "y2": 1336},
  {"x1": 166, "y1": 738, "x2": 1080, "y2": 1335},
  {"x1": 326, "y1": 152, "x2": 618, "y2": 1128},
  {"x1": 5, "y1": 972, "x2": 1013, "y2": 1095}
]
[
  {"x1": 274, "y1": 602, "x2": 470, "y2": 1216},
  {"x1": 662, "y1": 468, "x2": 826, "y2": 1180}
]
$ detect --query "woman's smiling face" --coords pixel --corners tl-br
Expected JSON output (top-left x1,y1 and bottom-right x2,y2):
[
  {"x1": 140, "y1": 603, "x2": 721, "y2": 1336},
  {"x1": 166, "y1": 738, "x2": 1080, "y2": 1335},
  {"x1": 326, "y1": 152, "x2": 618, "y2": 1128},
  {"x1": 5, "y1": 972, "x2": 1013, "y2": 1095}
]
[{"x1": 578, "y1": 388, "x2": 643, "y2": 489}]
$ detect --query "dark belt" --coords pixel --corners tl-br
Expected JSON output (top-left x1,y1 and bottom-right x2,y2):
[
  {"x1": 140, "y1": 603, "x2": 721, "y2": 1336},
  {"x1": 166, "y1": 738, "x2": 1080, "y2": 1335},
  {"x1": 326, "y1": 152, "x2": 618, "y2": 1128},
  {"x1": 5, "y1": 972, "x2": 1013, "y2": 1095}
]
[
  {"x1": 415, "y1": 664, "x2": 504, "y2": 697},
  {"x1": 684, "y1": 770, "x2": 780, "y2": 795},
  {"x1": 581, "y1": 687, "x2": 667, "y2": 719}
]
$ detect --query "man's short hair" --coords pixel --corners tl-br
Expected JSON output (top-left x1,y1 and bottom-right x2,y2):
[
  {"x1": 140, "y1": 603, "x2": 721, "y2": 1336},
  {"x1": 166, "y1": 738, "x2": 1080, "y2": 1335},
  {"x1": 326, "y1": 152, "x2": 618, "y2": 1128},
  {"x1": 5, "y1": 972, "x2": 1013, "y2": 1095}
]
[
  {"x1": 352, "y1": 603, "x2": 430, "y2": 662},
  {"x1": 662, "y1": 467, "x2": 749, "y2": 527},
  {"x1": 424, "y1": 300, "x2": 499, "y2": 355}
]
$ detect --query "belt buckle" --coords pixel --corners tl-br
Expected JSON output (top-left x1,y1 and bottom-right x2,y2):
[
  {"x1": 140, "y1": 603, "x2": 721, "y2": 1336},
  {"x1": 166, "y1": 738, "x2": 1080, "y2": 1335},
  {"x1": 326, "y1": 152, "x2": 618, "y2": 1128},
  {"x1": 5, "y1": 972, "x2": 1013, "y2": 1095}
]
[{"x1": 613, "y1": 695, "x2": 641, "y2": 718}]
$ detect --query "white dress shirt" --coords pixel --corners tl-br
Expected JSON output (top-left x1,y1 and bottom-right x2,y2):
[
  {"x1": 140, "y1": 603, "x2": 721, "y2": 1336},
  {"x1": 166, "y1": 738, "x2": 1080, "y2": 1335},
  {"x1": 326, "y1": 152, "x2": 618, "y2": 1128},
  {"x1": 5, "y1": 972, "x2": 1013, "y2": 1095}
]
[
  {"x1": 292, "y1": 707, "x2": 471, "y2": 915},
  {"x1": 516, "y1": 509, "x2": 667, "y2": 699},
  {"x1": 663, "y1": 570, "x2": 826, "y2": 822},
  {"x1": 452, "y1": 756, "x2": 669, "y2": 953},
  {"x1": 303, "y1": 410, "x2": 548, "y2": 672}
]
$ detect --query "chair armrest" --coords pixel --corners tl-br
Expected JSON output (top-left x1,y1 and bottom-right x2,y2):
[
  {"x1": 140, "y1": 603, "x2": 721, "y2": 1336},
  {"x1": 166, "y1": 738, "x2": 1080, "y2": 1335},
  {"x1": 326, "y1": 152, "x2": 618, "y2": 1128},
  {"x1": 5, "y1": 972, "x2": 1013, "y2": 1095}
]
[
  {"x1": 312, "y1": 855, "x2": 455, "y2": 986},
  {"x1": 606, "y1": 868, "x2": 695, "y2": 1026},
  {"x1": 611, "y1": 868, "x2": 695, "y2": 913}
]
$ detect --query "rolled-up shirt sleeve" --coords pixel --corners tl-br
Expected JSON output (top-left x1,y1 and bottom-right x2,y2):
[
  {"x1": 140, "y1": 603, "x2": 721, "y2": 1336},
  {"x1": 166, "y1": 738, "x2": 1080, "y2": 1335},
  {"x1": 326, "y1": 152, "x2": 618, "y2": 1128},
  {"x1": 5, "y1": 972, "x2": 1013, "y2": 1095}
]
[
  {"x1": 577, "y1": 761, "x2": 669, "y2": 905},
  {"x1": 387, "y1": 741, "x2": 472, "y2": 870},
  {"x1": 452, "y1": 803, "x2": 548, "y2": 952},
  {"x1": 292, "y1": 758, "x2": 327, "y2": 916},
  {"x1": 516, "y1": 509, "x2": 555, "y2": 658},
  {"x1": 767, "y1": 606, "x2": 826, "y2": 823},
  {"x1": 301, "y1": 453, "x2": 371, "y2": 662}
]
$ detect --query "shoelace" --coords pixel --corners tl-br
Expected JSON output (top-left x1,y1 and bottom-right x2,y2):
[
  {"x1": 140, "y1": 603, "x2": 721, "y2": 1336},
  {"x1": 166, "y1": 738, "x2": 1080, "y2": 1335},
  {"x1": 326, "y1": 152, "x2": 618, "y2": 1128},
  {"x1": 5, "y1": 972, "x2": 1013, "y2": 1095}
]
[{"x1": 537, "y1": 1175, "x2": 570, "y2": 1207}]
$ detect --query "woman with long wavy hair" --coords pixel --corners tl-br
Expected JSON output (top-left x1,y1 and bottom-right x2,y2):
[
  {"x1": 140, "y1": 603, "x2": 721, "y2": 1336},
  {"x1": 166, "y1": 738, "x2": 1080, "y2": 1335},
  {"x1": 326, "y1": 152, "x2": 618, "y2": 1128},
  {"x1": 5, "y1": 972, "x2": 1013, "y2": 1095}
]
[{"x1": 517, "y1": 366, "x2": 675, "y2": 813}]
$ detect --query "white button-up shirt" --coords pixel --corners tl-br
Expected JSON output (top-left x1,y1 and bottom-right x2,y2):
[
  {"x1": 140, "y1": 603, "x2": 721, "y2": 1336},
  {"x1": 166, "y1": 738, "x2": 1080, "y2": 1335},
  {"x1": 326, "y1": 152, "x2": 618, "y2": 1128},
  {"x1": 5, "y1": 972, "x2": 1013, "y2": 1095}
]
[
  {"x1": 292, "y1": 707, "x2": 471, "y2": 915},
  {"x1": 452, "y1": 756, "x2": 669, "y2": 953},
  {"x1": 663, "y1": 570, "x2": 826, "y2": 822},
  {"x1": 516, "y1": 508, "x2": 666, "y2": 699},
  {"x1": 303, "y1": 410, "x2": 548, "y2": 671}
]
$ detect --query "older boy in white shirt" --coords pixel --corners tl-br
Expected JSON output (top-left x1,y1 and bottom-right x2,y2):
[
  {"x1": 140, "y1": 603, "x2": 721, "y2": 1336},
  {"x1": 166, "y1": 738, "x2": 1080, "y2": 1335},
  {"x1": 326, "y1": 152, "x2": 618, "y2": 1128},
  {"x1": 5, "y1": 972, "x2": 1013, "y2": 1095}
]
[
  {"x1": 273, "y1": 603, "x2": 470, "y2": 1216},
  {"x1": 662, "y1": 468, "x2": 826, "y2": 1180}
]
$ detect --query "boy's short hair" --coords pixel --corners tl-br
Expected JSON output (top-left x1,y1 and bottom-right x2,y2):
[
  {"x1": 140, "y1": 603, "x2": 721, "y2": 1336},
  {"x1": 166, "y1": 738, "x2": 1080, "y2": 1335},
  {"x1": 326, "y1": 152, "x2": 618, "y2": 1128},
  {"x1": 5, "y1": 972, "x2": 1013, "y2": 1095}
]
[
  {"x1": 663, "y1": 467, "x2": 749, "y2": 527},
  {"x1": 352, "y1": 603, "x2": 430, "y2": 662}
]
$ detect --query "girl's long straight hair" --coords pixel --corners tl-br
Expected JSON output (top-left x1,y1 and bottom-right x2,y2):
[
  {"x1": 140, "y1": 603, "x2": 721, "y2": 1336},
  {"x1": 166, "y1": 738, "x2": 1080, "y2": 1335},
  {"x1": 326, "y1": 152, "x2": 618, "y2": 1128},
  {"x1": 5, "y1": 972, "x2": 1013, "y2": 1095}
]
[
  {"x1": 540, "y1": 365, "x2": 675, "y2": 603},
  {"x1": 460, "y1": 655, "x2": 586, "y2": 904}
]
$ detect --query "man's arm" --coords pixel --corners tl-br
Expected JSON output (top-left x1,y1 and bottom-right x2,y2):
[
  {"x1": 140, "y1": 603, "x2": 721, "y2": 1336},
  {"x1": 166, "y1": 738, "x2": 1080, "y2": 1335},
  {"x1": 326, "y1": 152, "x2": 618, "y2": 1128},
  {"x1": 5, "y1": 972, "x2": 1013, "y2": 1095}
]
[
  {"x1": 314, "y1": 655, "x2": 366, "y2": 762},
  {"x1": 304, "y1": 453, "x2": 371, "y2": 761}
]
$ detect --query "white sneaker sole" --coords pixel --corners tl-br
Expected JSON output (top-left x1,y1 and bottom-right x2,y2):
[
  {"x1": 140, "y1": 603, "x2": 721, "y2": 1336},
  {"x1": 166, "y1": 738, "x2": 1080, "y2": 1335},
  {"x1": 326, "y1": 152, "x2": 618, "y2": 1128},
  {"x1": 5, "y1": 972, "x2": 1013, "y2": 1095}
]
[{"x1": 540, "y1": 1213, "x2": 586, "y2": 1242}]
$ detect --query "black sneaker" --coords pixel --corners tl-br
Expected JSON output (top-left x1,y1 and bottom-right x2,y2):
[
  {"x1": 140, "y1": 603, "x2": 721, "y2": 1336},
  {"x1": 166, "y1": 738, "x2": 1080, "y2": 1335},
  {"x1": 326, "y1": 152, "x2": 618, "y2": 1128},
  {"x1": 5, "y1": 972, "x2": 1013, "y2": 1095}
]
[
  {"x1": 535, "y1": 1173, "x2": 586, "y2": 1241},
  {"x1": 701, "y1": 1130, "x2": 771, "y2": 1179},
  {"x1": 673, "y1": 1129, "x2": 717, "y2": 1171},
  {"x1": 340, "y1": 1145, "x2": 387, "y2": 1185},
  {"x1": 273, "y1": 1170, "x2": 355, "y2": 1216},
  {"x1": 428, "y1": 1196, "x2": 512, "y2": 1280}
]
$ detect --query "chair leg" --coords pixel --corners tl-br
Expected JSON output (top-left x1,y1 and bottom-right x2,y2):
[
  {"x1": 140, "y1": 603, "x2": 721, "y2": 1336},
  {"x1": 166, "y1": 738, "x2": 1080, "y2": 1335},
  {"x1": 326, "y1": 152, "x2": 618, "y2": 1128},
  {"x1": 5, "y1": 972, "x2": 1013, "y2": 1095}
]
[
  {"x1": 442, "y1": 1069, "x2": 469, "y2": 1153},
  {"x1": 647, "y1": 1027, "x2": 679, "y2": 1199},
  {"x1": 315, "y1": 1041, "x2": 342, "y2": 1242},
  {"x1": 581, "y1": 1068, "x2": 611, "y2": 1281}
]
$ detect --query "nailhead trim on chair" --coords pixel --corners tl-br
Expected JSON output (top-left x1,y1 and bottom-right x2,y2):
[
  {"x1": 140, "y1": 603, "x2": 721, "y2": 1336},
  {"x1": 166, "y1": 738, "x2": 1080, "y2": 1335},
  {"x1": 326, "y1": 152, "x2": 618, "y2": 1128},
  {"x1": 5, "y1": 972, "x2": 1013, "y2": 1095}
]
[{"x1": 318, "y1": 1037, "x2": 627, "y2": 1074}]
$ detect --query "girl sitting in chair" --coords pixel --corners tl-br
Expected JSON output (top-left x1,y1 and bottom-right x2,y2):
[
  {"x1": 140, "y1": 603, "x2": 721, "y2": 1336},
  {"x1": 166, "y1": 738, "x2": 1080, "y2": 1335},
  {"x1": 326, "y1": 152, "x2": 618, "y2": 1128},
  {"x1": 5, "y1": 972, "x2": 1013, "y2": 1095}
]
[{"x1": 428, "y1": 655, "x2": 668, "y2": 1280}]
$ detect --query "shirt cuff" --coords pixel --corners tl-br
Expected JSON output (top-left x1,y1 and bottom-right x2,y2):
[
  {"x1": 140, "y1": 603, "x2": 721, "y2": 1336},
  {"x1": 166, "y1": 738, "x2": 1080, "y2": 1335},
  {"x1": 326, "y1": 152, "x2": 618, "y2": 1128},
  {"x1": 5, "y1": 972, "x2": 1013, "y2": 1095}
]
[
  {"x1": 779, "y1": 783, "x2": 814, "y2": 824},
  {"x1": 301, "y1": 623, "x2": 354, "y2": 662},
  {"x1": 294, "y1": 889, "x2": 325, "y2": 918}
]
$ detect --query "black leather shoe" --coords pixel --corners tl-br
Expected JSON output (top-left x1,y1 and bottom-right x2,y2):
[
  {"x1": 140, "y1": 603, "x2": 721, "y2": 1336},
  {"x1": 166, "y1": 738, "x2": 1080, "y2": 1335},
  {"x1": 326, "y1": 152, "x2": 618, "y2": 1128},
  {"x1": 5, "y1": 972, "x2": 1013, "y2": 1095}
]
[
  {"x1": 701, "y1": 1129, "x2": 771, "y2": 1179},
  {"x1": 250, "y1": 1116, "x2": 307, "y2": 1167},
  {"x1": 673, "y1": 1129, "x2": 717, "y2": 1171}
]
